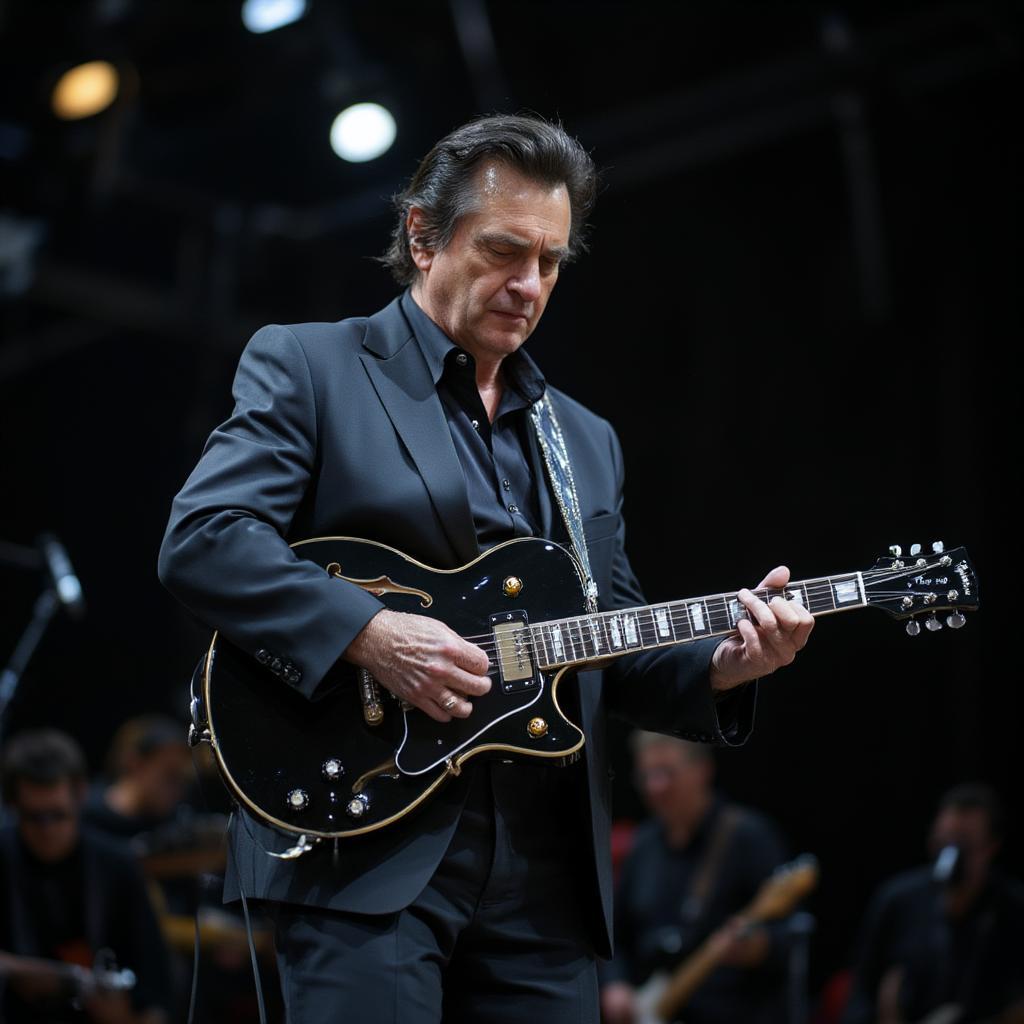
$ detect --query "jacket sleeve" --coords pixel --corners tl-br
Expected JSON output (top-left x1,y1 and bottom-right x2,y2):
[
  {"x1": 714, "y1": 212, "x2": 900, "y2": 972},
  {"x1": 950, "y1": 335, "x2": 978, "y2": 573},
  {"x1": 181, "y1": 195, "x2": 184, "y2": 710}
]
[
  {"x1": 599, "y1": 422, "x2": 756, "y2": 746},
  {"x1": 157, "y1": 324, "x2": 384, "y2": 699}
]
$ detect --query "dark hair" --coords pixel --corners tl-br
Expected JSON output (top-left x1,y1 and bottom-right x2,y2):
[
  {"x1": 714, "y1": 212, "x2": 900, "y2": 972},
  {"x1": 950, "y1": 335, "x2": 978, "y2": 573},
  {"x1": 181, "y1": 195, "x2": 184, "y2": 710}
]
[
  {"x1": 1, "y1": 728, "x2": 87, "y2": 803},
  {"x1": 105, "y1": 714, "x2": 185, "y2": 780},
  {"x1": 938, "y1": 783, "x2": 1005, "y2": 841},
  {"x1": 379, "y1": 113, "x2": 598, "y2": 285}
]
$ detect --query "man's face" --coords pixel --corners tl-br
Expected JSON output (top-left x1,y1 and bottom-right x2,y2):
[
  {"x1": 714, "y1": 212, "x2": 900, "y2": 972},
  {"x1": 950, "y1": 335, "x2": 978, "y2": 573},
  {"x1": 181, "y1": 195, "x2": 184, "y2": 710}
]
[
  {"x1": 131, "y1": 742, "x2": 189, "y2": 818},
  {"x1": 635, "y1": 744, "x2": 712, "y2": 826},
  {"x1": 409, "y1": 161, "x2": 572, "y2": 364},
  {"x1": 14, "y1": 779, "x2": 81, "y2": 863}
]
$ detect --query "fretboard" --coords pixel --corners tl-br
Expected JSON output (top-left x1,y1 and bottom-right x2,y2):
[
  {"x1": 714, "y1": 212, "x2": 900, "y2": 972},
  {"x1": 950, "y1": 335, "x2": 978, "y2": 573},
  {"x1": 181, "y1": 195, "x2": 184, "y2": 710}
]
[{"x1": 529, "y1": 572, "x2": 866, "y2": 670}]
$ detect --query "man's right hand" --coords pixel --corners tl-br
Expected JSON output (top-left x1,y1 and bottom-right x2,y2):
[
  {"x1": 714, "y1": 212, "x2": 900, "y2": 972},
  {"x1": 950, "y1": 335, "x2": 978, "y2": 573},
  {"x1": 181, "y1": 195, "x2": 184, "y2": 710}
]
[{"x1": 344, "y1": 609, "x2": 491, "y2": 723}]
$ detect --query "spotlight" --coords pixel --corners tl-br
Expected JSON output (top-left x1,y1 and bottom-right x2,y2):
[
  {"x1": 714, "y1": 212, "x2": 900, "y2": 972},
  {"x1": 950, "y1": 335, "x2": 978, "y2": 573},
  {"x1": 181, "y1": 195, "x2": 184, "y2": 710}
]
[
  {"x1": 242, "y1": 0, "x2": 307, "y2": 34},
  {"x1": 52, "y1": 61, "x2": 119, "y2": 120},
  {"x1": 329, "y1": 103, "x2": 396, "y2": 163}
]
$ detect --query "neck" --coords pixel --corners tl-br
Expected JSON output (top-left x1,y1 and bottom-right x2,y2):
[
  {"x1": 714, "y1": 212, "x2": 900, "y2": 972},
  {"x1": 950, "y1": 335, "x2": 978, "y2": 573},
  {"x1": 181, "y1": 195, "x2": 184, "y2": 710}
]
[{"x1": 664, "y1": 792, "x2": 713, "y2": 848}]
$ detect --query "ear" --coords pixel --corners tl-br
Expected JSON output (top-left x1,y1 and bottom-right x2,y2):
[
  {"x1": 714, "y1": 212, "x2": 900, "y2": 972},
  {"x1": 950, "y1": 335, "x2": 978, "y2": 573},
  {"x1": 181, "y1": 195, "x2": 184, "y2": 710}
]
[{"x1": 406, "y1": 208, "x2": 434, "y2": 273}]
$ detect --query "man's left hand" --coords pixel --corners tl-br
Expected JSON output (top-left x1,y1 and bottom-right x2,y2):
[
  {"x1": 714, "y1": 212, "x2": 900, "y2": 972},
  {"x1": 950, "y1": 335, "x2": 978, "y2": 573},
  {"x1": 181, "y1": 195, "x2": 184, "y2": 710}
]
[{"x1": 709, "y1": 565, "x2": 814, "y2": 692}]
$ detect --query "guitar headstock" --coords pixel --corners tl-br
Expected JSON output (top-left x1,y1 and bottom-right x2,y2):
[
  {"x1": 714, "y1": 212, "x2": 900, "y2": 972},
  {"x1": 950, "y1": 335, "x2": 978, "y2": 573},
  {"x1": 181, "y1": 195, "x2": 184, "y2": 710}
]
[
  {"x1": 861, "y1": 543, "x2": 978, "y2": 635},
  {"x1": 749, "y1": 855, "x2": 819, "y2": 922}
]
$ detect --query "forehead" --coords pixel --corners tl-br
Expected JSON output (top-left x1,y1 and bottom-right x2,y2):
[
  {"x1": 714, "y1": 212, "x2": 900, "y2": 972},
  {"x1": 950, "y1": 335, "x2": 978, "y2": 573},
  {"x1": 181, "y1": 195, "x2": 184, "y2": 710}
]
[{"x1": 465, "y1": 161, "x2": 571, "y2": 241}]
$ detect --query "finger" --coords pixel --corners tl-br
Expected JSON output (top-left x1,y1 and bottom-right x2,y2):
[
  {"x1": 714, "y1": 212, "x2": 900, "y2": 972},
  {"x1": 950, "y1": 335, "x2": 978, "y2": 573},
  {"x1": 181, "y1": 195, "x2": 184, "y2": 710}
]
[
  {"x1": 754, "y1": 565, "x2": 790, "y2": 590},
  {"x1": 791, "y1": 615, "x2": 815, "y2": 650},
  {"x1": 445, "y1": 665, "x2": 492, "y2": 697},
  {"x1": 768, "y1": 595, "x2": 803, "y2": 631},
  {"x1": 738, "y1": 588, "x2": 784, "y2": 637},
  {"x1": 415, "y1": 695, "x2": 452, "y2": 723},
  {"x1": 451, "y1": 635, "x2": 490, "y2": 675},
  {"x1": 434, "y1": 689, "x2": 473, "y2": 719},
  {"x1": 735, "y1": 616, "x2": 763, "y2": 662}
]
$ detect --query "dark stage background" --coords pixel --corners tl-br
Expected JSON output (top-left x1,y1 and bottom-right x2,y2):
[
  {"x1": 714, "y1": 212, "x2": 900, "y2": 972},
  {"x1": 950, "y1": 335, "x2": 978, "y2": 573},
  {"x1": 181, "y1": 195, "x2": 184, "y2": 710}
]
[{"x1": 0, "y1": 0, "x2": 1018, "y2": 1003}]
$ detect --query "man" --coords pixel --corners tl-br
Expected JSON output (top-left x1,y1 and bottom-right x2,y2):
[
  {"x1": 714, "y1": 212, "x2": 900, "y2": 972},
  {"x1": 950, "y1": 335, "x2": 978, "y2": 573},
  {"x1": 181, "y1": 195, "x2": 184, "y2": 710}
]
[
  {"x1": 0, "y1": 729, "x2": 174, "y2": 1024},
  {"x1": 843, "y1": 784, "x2": 1024, "y2": 1024},
  {"x1": 600, "y1": 732, "x2": 793, "y2": 1024},
  {"x1": 158, "y1": 114, "x2": 814, "y2": 1022}
]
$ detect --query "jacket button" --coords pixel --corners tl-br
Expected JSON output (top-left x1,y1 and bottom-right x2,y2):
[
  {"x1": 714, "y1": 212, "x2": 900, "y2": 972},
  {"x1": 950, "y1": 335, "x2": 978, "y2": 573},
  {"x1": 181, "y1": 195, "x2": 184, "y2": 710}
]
[
  {"x1": 255, "y1": 649, "x2": 271, "y2": 664},
  {"x1": 286, "y1": 669, "x2": 301, "y2": 685},
  {"x1": 270, "y1": 658, "x2": 283, "y2": 675}
]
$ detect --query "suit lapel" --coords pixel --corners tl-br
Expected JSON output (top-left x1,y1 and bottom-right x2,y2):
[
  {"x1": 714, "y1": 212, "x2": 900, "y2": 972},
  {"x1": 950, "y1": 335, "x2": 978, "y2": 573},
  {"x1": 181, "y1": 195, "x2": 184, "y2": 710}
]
[{"x1": 359, "y1": 300, "x2": 478, "y2": 567}]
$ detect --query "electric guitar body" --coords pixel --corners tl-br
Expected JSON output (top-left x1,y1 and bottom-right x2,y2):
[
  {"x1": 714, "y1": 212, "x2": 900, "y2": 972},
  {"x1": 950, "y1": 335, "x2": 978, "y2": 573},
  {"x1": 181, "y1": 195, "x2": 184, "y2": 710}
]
[{"x1": 202, "y1": 536, "x2": 589, "y2": 839}]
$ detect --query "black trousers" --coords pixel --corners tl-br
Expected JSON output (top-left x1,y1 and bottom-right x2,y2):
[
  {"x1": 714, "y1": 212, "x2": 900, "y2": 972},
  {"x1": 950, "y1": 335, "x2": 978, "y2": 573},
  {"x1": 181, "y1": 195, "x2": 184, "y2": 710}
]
[{"x1": 272, "y1": 762, "x2": 599, "y2": 1024}]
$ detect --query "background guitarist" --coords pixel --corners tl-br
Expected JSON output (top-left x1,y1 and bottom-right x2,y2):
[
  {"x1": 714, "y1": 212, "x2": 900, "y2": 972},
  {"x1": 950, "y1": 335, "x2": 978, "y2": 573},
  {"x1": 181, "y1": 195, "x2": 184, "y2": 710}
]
[
  {"x1": 158, "y1": 112, "x2": 816, "y2": 1023},
  {"x1": 600, "y1": 732, "x2": 793, "y2": 1024},
  {"x1": 0, "y1": 730, "x2": 174, "y2": 1024}
]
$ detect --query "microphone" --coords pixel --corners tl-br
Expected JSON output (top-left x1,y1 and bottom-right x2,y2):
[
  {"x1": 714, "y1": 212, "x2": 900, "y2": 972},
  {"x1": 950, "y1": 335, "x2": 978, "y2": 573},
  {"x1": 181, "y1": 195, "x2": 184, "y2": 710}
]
[
  {"x1": 37, "y1": 533, "x2": 86, "y2": 620},
  {"x1": 932, "y1": 844, "x2": 963, "y2": 887}
]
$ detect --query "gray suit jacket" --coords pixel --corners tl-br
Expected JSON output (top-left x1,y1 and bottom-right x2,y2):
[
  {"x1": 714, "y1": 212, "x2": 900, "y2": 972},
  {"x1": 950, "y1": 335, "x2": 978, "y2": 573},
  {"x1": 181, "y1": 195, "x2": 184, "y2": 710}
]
[{"x1": 158, "y1": 294, "x2": 755, "y2": 957}]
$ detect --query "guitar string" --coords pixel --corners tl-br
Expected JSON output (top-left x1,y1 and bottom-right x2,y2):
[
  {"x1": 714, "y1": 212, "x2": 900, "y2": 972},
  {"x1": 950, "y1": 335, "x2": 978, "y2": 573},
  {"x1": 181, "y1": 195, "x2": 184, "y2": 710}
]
[
  {"x1": 452, "y1": 564, "x2": 956, "y2": 648},
  {"x1": 456, "y1": 570, "x2": 967, "y2": 665}
]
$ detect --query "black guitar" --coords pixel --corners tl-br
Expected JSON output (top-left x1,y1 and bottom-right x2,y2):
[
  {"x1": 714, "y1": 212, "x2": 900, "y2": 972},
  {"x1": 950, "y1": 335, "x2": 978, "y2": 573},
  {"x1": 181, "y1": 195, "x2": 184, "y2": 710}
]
[{"x1": 193, "y1": 537, "x2": 978, "y2": 845}]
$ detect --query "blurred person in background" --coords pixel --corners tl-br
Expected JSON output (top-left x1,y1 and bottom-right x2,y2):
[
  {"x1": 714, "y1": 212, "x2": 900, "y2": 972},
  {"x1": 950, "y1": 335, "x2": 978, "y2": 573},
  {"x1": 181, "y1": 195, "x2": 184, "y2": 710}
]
[
  {"x1": 83, "y1": 716, "x2": 190, "y2": 841},
  {"x1": 0, "y1": 729, "x2": 173, "y2": 1024},
  {"x1": 842, "y1": 784, "x2": 1024, "y2": 1024},
  {"x1": 600, "y1": 731, "x2": 794, "y2": 1024}
]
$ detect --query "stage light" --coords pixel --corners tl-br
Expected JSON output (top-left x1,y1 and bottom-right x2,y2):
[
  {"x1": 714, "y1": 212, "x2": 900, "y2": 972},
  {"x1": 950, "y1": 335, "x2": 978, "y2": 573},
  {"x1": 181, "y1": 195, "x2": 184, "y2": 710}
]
[
  {"x1": 51, "y1": 61, "x2": 119, "y2": 120},
  {"x1": 242, "y1": 0, "x2": 307, "y2": 34},
  {"x1": 329, "y1": 103, "x2": 396, "y2": 163}
]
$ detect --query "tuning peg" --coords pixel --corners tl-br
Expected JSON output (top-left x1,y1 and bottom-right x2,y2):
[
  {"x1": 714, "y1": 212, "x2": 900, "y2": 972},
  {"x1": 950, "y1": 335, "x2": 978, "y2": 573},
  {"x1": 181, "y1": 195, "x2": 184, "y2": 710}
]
[
  {"x1": 946, "y1": 612, "x2": 966, "y2": 629},
  {"x1": 905, "y1": 619, "x2": 921, "y2": 636},
  {"x1": 925, "y1": 615, "x2": 943, "y2": 632},
  {"x1": 932, "y1": 541, "x2": 945, "y2": 554},
  {"x1": 910, "y1": 543, "x2": 922, "y2": 556},
  {"x1": 889, "y1": 545, "x2": 903, "y2": 557}
]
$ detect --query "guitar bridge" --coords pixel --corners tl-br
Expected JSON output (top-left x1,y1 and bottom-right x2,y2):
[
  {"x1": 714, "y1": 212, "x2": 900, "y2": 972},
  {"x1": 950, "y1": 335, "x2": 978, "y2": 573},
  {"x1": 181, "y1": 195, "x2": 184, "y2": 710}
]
[{"x1": 489, "y1": 610, "x2": 538, "y2": 693}]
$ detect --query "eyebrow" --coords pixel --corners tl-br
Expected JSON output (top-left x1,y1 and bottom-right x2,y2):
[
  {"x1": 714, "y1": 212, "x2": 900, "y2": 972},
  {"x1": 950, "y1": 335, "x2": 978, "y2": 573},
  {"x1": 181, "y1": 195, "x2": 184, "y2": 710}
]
[{"x1": 478, "y1": 232, "x2": 570, "y2": 261}]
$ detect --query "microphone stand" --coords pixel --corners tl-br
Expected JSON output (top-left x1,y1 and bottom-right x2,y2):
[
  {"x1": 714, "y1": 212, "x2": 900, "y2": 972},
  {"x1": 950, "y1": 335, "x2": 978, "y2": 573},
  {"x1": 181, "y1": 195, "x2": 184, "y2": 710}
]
[{"x1": 0, "y1": 537, "x2": 76, "y2": 735}]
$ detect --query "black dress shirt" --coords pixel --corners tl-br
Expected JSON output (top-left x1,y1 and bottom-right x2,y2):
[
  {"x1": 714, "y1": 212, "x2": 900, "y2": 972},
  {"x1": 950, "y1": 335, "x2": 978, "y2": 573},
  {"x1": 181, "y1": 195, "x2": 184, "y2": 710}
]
[{"x1": 400, "y1": 289, "x2": 545, "y2": 550}]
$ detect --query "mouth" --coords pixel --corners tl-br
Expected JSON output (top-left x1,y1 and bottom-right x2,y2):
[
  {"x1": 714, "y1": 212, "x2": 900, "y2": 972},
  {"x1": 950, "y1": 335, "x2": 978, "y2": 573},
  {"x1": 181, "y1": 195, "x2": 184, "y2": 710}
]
[{"x1": 490, "y1": 310, "x2": 529, "y2": 323}]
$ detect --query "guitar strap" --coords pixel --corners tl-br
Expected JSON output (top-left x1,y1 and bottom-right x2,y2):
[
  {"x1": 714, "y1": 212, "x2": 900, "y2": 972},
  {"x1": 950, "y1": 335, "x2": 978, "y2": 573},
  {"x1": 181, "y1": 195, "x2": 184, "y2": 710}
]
[
  {"x1": 680, "y1": 805, "x2": 742, "y2": 926},
  {"x1": 529, "y1": 392, "x2": 599, "y2": 614}
]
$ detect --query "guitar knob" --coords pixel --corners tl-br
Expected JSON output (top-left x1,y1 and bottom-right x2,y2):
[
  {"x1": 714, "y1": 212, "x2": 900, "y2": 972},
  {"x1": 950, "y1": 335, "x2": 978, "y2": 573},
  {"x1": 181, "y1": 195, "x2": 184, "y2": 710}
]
[
  {"x1": 322, "y1": 758, "x2": 345, "y2": 782},
  {"x1": 286, "y1": 788, "x2": 310, "y2": 811},
  {"x1": 925, "y1": 615, "x2": 943, "y2": 632},
  {"x1": 905, "y1": 619, "x2": 921, "y2": 636},
  {"x1": 346, "y1": 793, "x2": 370, "y2": 819},
  {"x1": 946, "y1": 612, "x2": 966, "y2": 629}
]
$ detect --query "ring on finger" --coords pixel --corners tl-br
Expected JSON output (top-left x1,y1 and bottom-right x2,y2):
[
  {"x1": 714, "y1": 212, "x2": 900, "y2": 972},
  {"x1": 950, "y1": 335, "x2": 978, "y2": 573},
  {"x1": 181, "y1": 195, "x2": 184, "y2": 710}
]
[{"x1": 441, "y1": 694, "x2": 458, "y2": 711}]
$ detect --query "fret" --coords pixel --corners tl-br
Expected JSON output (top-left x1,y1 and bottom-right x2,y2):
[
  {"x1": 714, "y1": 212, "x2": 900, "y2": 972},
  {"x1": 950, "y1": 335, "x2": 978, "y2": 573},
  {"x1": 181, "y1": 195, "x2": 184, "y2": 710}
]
[
  {"x1": 653, "y1": 604, "x2": 674, "y2": 642},
  {"x1": 686, "y1": 599, "x2": 711, "y2": 636},
  {"x1": 607, "y1": 614, "x2": 624, "y2": 651},
  {"x1": 726, "y1": 593, "x2": 749, "y2": 628},
  {"x1": 539, "y1": 624, "x2": 554, "y2": 665},
  {"x1": 669, "y1": 601, "x2": 693, "y2": 641},
  {"x1": 567, "y1": 618, "x2": 587, "y2": 661},
  {"x1": 706, "y1": 596, "x2": 731, "y2": 633},
  {"x1": 549, "y1": 622, "x2": 565, "y2": 662},
  {"x1": 831, "y1": 574, "x2": 861, "y2": 608},
  {"x1": 620, "y1": 611, "x2": 642, "y2": 649},
  {"x1": 785, "y1": 582, "x2": 809, "y2": 610},
  {"x1": 639, "y1": 608, "x2": 659, "y2": 647}
]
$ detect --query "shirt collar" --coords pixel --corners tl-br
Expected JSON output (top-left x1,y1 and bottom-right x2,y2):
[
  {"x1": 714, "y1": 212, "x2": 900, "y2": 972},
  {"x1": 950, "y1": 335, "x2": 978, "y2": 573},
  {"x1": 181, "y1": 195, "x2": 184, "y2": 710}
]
[{"x1": 399, "y1": 288, "x2": 546, "y2": 403}]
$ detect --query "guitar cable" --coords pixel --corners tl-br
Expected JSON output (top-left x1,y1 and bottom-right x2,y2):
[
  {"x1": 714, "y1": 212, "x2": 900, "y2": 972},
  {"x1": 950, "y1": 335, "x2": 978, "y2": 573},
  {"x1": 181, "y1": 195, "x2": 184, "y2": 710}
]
[{"x1": 186, "y1": 746, "x2": 269, "y2": 1024}]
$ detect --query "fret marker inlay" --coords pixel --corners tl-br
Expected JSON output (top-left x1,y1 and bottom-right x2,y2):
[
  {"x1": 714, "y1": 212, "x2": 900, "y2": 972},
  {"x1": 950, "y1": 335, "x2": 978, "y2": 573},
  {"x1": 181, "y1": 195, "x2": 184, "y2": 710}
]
[{"x1": 834, "y1": 580, "x2": 859, "y2": 604}]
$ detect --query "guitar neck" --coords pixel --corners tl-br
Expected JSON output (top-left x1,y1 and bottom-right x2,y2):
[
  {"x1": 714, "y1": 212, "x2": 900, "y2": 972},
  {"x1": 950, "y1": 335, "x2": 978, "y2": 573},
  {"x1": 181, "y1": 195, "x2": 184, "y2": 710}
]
[{"x1": 530, "y1": 571, "x2": 867, "y2": 671}]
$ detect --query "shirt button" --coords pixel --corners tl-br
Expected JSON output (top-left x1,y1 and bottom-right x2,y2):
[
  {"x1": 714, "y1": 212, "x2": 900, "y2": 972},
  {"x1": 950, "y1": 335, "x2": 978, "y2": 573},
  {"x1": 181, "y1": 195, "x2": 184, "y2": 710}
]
[
  {"x1": 508, "y1": 504, "x2": 519, "y2": 514},
  {"x1": 471, "y1": 419, "x2": 480, "y2": 430},
  {"x1": 455, "y1": 352, "x2": 468, "y2": 366},
  {"x1": 502, "y1": 479, "x2": 511, "y2": 490}
]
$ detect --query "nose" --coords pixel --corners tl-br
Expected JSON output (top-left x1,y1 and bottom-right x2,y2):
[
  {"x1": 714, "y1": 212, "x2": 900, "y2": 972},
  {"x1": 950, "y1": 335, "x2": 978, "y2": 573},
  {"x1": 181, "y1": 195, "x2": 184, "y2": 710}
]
[{"x1": 508, "y1": 258, "x2": 542, "y2": 303}]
